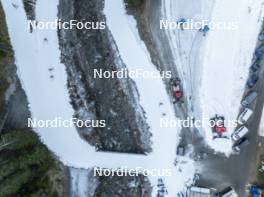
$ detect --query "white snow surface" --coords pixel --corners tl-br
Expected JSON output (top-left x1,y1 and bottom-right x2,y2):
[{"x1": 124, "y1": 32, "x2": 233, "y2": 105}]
[
  {"x1": 70, "y1": 168, "x2": 90, "y2": 197},
  {"x1": 2, "y1": 0, "x2": 196, "y2": 196},
  {"x1": 162, "y1": 0, "x2": 264, "y2": 155}
]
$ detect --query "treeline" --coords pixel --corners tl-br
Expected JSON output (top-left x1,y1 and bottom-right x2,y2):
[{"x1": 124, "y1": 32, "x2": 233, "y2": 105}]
[
  {"x1": 0, "y1": 130, "x2": 65, "y2": 197},
  {"x1": 0, "y1": 3, "x2": 12, "y2": 107},
  {"x1": 125, "y1": 0, "x2": 144, "y2": 7}
]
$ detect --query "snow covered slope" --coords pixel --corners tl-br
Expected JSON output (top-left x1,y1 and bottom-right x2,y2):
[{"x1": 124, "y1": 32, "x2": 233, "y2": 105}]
[
  {"x1": 3, "y1": 0, "x2": 196, "y2": 196},
  {"x1": 162, "y1": 0, "x2": 264, "y2": 155}
]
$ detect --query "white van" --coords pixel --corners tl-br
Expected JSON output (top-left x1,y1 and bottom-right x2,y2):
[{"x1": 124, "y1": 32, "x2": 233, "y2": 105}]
[
  {"x1": 238, "y1": 108, "x2": 253, "y2": 124},
  {"x1": 188, "y1": 186, "x2": 211, "y2": 197},
  {"x1": 231, "y1": 126, "x2": 249, "y2": 141}
]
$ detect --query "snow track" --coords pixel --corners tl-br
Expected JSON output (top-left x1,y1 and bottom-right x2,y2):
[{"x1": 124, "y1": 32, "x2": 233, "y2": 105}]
[
  {"x1": 161, "y1": 0, "x2": 214, "y2": 113},
  {"x1": 104, "y1": 0, "x2": 196, "y2": 196}
]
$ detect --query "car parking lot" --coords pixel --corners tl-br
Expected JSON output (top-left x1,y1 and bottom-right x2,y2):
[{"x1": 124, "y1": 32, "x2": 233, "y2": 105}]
[{"x1": 192, "y1": 27, "x2": 264, "y2": 196}]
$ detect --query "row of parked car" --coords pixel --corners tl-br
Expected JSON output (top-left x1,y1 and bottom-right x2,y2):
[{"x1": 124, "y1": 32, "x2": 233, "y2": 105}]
[
  {"x1": 187, "y1": 185, "x2": 238, "y2": 197},
  {"x1": 231, "y1": 30, "x2": 264, "y2": 153},
  {"x1": 232, "y1": 93, "x2": 256, "y2": 153},
  {"x1": 189, "y1": 184, "x2": 263, "y2": 197}
]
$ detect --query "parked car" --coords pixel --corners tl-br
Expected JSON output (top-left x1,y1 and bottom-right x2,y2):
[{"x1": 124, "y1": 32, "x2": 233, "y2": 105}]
[
  {"x1": 259, "y1": 30, "x2": 264, "y2": 41},
  {"x1": 241, "y1": 91, "x2": 257, "y2": 107},
  {"x1": 177, "y1": 145, "x2": 185, "y2": 156},
  {"x1": 246, "y1": 184, "x2": 264, "y2": 197},
  {"x1": 215, "y1": 186, "x2": 238, "y2": 197},
  {"x1": 238, "y1": 108, "x2": 253, "y2": 124},
  {"x1": 231, "y1": 126, "x2": 249, "y2": 141},
  {"x1": 250, "y1": 61, "x2": 261, "y2": 73},
  {"x1": 255, "y1": 45, "x2": 264, "y2": 60},
  {"x1": 247, "y1": 73, "x2": 259, "y2": 88},
  {"x1": 233, "y1": 137, "x2": 249, "y2": 153}
]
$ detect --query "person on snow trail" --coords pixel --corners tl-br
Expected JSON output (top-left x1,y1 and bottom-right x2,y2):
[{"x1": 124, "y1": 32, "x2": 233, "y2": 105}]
[
  {"x1": 199, "y1": 25, "x2": 210, "y2": 36},
  {"x1": 157, "y1": 178, "x2": 168, "y2": 197},
  {"x1": 177, "y1": 17, "x2": 187, "y2": 30},
  {"x1": 12, "y1": 3, "x2": 19, "y2": 9}
]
